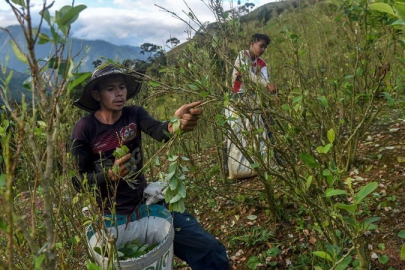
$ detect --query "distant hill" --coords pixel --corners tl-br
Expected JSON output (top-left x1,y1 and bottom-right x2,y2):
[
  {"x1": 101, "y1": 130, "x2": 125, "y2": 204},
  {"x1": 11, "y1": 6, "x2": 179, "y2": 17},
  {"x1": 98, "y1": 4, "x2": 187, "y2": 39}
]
[
  {"x1": 0, "y1": 25, "x2": 147, "y2": 73},
  {"x1": 0, "y1": 67, "x2": 30, "y2": 105}
]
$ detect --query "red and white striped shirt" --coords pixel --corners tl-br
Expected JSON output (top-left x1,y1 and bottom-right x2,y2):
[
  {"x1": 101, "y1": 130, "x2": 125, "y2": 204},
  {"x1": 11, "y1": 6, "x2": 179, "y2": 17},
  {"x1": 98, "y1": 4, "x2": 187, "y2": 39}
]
[{"x1": 232, "y1": 50, "x2": 270, "y2": 93}]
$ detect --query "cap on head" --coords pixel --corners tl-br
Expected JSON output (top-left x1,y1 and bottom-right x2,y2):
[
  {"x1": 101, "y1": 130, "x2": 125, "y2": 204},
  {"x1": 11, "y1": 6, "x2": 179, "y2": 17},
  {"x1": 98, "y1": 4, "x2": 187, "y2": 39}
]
[{"x1": 73, "y1": 63, "x2": 145, "y2": 112}]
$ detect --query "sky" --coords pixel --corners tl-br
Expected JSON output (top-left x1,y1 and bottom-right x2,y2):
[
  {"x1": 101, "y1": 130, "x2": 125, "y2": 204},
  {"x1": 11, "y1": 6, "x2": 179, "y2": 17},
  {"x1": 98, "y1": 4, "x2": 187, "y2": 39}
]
[{"x1": 0, "y1": 0, "x2": 277, "y2": 48}]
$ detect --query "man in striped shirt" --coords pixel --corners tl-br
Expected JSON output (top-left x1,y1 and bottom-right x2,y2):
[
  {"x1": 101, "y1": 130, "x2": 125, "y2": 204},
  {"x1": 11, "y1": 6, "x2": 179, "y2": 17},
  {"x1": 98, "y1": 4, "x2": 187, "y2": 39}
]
[{"x1": 232, "y1": 33, "x2": 276, "y2": 95}]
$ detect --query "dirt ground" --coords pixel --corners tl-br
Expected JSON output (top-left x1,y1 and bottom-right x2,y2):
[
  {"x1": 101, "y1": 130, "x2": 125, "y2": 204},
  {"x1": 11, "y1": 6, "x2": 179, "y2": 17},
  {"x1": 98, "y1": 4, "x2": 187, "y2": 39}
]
[{"x1": 177, "y1": 115, "x2": 405, "y2": 270}]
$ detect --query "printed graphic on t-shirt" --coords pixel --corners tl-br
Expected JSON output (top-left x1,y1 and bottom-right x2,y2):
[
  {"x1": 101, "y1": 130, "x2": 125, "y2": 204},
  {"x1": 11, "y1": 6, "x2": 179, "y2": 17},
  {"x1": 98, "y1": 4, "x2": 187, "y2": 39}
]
[{"x1": 120, "y1": 123, "x2": 137, "y2": 142}]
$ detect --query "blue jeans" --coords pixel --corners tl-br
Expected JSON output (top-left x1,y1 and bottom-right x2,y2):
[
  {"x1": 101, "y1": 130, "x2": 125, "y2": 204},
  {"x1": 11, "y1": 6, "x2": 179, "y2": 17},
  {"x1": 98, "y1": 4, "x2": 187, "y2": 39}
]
[{"x1": 171, "y1": 210, "x2": 230, "y2": 270}]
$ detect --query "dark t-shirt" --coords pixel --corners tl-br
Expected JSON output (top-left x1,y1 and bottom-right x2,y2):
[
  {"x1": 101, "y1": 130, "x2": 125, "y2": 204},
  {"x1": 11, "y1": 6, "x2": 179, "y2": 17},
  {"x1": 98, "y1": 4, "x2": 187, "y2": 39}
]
[{"x1": 71, "y1": 106, "x2": 170, "y2": 214}]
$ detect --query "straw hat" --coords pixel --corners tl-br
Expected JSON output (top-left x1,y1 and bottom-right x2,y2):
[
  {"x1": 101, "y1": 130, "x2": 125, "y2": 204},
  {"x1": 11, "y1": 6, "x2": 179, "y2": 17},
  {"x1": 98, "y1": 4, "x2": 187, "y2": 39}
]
[{"x1": 73, "y1": 64, "x2": 145, "y2": 112}]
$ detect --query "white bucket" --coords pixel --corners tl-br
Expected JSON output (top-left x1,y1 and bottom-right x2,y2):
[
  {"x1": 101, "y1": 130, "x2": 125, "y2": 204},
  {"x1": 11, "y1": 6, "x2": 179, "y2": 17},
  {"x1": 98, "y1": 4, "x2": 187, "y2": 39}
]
[{"x1": 86, "y1": 204, "x2": 174, "y2": 270}]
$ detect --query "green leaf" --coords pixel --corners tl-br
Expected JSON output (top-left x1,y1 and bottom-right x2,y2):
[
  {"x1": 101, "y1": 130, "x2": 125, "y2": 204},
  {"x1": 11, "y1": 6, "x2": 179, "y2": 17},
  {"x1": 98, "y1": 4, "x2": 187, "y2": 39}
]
[
  {"x1": 378, "y1": 254, "x2": 389, "y2": 264},
  {"x1": 11, "y1": 0, "x2": 26, "y2": 7},
  {"x1": 34, "y1": 254, "x2": 46, "y2": 269},
  {"x1": 39, "y1": 8, "x2": 52, "y2": 25},
  {"x1": 10, "y1": 40, "x2": 28, "y2": 64},
  {"x1": 265, "y1": 247, "x2": 281, "y2": 257},
  {"x1": 247, "y1": 215, "x2": 257, "y2": 220},
  {"x1": 170, "y1": 117, "x2": 181, "y2": 133},
  {"x1": 113, "y1": 147, "x2": 128, "y2": 159},
  {"x1": 250, "y1": 163, "x2": 259, "y2": 169},
  {"x1": 165, "y1": 170, "x2": 175, "y2": 181},
  {"x1": 322, "y1": 169, "x2": 331, "y2": 176},
  {"x1": 336, "y1": 256, "x2": 352, "y2": 270},
  {"x1": 177, "y1": 182, "x2": 186, "y2": 198},
  {"x1": 312, "y1": 251, "x2": 333, "y2": 262},
  {"x1": 394, "y1": 3, "x2": 405, "y2": 21},
  {"x1": 56, "y1": 5, "x2": 87, "y2": 29},
  {"x1": 38, "y1": 33, "x2": 52, "y2": 44},
  {"x1": 316, "y1": 143, "x2": 332, "y2": 154},
  {"x1": 401, "y1": 244, "x2": 405, "y2": 260},
  {"x1": 363, "y1": 217, "x2": 380, "y2": 230},
  {"x1": 0, "y1": 174, "x2": 6, "y2": 188},
  {"x1": 336, "y1": 203, "x2": 357, "y2": 213},
  {"x1": 50, "y1": 27, "x2": 65, "y2": 44},
  {"x1": 23, "y1": 76, "x2": 32, "y2": 91},
  {"x1": 398, "y1": 230, "x2": 405, "y2": 238},
  {"x1": 327, "y1": 129, "x2": 335, "y2": 144},
  {"x1": 170, "y1": 199, "x2": 185, "y2": 213},
  {"x1": 318, "y1": 96, "x2": 328, "y2": 108},
  {"x1": 369, "y1": 3, "x2": 396, "y2": 16},
  {"x1": 154, "y1": 156, "x2": 160, "y2": 166},
  {"x1": 299, "y1": 153, "x2": 319, "y2": 168},
  {"x1": 328, "y1": 160, "x2": 338, "y2": 173},
  {"x1": 281, "y1": 104, "x2": 291, "y2": 111},
  {"x1": 292, "y1": 95, "x2": 302, "y2": 104},
  {"x1": 391, "y1": 19, "x2": 405, "y2": 25},
  {"x1": 325, "y1": 188, "x2": 347, "y2": 197},
  {"x1": 306, "y1": 175, "x2": 312, "y2": 189},
  {"x1": 58, "y1": 58, "x2": 75, "y2": 79},
  {"x1": 355, "y1": 182, "x2": 378, "y2": 204},
  {"x1": 0, "y1": 217, "x2": 7, "y2": 231},
  {"x1": 164, "y1": 187, "x2": 172, "y2": 203},
  {"x1": 169, "y1": 176, "x2": 178, "y2": 190},
  {"x1": 149, "y1": 81, "x2": 160, "y2": 87},
  {"x1": 188, "y1": 84, "x2": 198, "y2": 90},
  {"x1": 246, "y1": 256, "x2": 260, "y2": 270},
  {"x1": 67, "y1": 72, "x2": 91, "y2": 91}
]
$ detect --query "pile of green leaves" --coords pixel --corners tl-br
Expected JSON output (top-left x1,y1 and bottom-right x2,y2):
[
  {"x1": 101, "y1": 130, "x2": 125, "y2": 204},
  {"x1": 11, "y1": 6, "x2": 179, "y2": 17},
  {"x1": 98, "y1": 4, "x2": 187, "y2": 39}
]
[
  {"x1": 93, "y1": 239, "x2": 159, "y2": 260},
  {"x1": 113, "y1": 145, "x2": 130, "y2": 159}
]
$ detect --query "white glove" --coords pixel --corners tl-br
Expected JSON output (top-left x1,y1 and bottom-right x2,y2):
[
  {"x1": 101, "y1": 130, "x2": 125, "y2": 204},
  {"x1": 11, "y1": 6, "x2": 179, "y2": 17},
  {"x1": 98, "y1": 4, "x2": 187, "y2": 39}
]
[{"x1": 144, "y1": 181, "x2": 168, "y2": 205}]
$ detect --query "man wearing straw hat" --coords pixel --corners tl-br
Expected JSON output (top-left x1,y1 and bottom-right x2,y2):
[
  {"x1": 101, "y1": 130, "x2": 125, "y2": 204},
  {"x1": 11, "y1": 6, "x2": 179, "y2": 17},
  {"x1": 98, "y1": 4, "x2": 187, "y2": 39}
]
[{"x1": 71, "y1": 63, "x2": 230, "y2": 269}]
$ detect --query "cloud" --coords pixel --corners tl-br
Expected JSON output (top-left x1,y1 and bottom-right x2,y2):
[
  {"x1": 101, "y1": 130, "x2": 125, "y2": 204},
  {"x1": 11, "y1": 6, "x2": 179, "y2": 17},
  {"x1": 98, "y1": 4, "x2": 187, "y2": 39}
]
[
  {"x1": 71, "y1": 6, "x2": 187, "y2": 47},
  {"x1": 71, "y1": 0, "x2": 229, "y2": 47},
  {"x1": 1, "y1": 0, "x2": 275, "y2": 47}
]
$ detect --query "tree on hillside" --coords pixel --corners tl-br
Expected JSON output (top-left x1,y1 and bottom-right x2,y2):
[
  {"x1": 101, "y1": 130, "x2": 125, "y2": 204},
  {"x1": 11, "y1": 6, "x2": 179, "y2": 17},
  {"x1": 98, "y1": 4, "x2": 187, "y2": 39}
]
[
  {"x1": 140, "y1": 42, "x2": 163, "y2": 62},
  {"x1": 166, "y1": 37, "x2": 180, "y2": 48},
  {"x1": 92, "y1": 59, "x2": 102, "y2": 68},
  {"x1": 237, "y1": 1, "x2": 255, "y2": 15}
]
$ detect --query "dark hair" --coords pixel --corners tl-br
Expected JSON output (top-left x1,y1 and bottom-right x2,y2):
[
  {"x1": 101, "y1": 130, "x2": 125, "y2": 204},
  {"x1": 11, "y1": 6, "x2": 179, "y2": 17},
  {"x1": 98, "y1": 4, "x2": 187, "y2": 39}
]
[{"x1": 251, "y1": 33, "x2": 271, "y2": 45}]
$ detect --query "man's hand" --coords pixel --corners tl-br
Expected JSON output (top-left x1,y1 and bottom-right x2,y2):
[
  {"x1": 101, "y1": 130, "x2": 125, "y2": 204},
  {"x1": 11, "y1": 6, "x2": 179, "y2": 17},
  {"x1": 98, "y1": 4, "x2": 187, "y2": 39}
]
[
  {"x1": 168, "y1": 101, "x2": 203, "y2": 133},
  {"x1": 108, "y1": 153, "x2": 132, "y2": 181},
  {"x1": 266, "y1": 83, "x2": 277, "y2": 94}
]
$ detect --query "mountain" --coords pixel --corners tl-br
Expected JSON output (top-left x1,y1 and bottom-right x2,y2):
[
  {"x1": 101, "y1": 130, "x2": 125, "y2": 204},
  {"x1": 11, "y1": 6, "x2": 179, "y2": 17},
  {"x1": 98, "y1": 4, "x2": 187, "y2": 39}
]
[
  {"x1": 0, "y1": 67, "x2": 30, "y2": 106},
  {"x1": 0, "y1": 25, "x2": 147, "y2": 73}
]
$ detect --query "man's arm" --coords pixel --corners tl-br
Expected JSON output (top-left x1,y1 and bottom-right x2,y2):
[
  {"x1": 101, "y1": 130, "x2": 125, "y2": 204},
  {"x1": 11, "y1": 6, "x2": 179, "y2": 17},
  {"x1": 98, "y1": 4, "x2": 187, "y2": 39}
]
[
  {"x1": 71, "y1": 139, "x2": 133, "y2": 190},
  {"x1": 71, "y1": 139, "x2": 109, "y2": 191},
  {"x1": 232, "y1": 51, "x2": 245, "y2": 93},
  {"x1": 138, "y1": 103, "x2": 202, "y2": 140}
]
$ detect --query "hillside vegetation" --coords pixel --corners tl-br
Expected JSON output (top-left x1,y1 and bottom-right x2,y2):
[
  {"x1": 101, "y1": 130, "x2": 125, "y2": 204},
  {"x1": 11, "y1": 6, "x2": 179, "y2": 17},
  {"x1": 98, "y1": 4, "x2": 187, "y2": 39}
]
[
  {"x1": 0, "y1": 67, "x2": 30, "y2": 105},
  {"x1": 0, "y1": 0, "x2": 404, "y2": 270},
  {"x1": 0, "y1": 25, "x2": 146, "y2": 73}
]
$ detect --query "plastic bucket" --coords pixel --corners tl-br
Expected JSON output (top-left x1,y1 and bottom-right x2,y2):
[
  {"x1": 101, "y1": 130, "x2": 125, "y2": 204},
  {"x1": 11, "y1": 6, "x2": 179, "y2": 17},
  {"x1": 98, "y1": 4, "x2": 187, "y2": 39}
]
[{"x1": 86, "y1": 204, "x2": 174, "y2": 269}]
